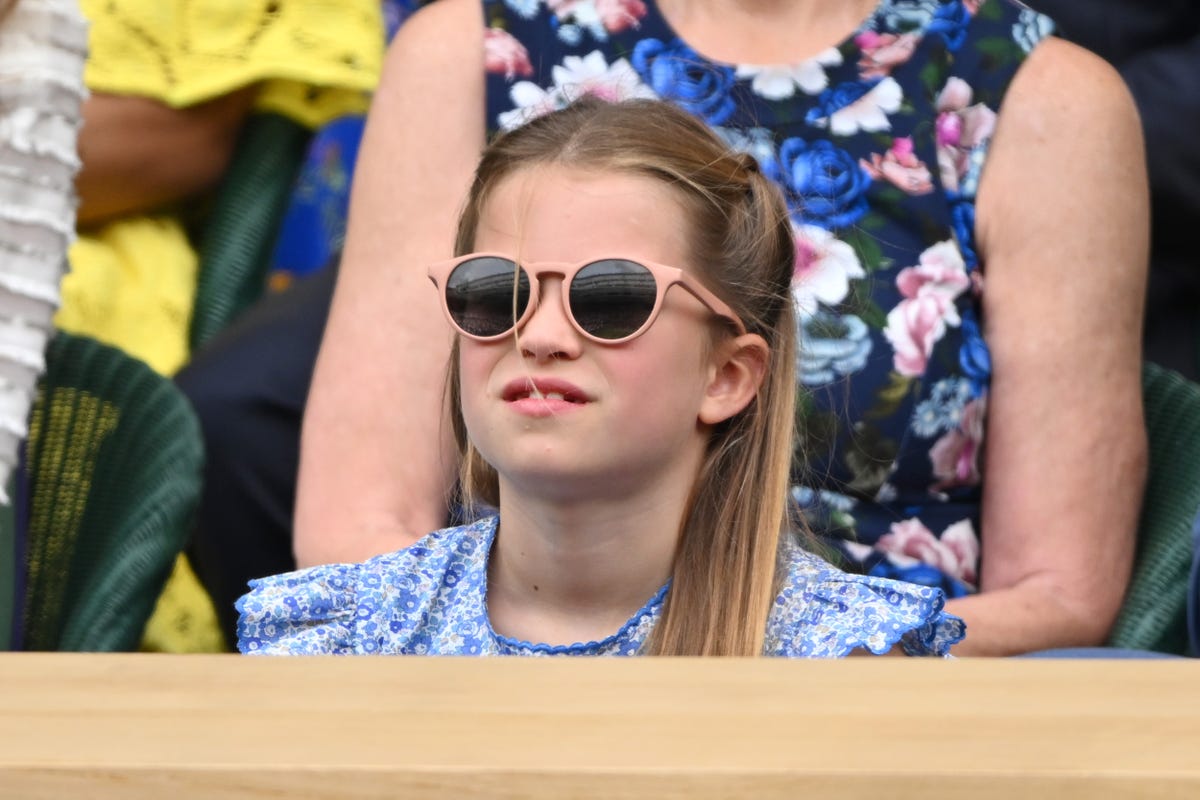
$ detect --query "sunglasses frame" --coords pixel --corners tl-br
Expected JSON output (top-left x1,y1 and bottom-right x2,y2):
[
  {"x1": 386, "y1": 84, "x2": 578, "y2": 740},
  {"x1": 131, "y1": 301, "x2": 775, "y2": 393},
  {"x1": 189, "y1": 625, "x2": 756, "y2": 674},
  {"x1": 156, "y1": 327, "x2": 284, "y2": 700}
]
[{"x1": 427, "y1": 253, "x2": 748, "y2": 344}]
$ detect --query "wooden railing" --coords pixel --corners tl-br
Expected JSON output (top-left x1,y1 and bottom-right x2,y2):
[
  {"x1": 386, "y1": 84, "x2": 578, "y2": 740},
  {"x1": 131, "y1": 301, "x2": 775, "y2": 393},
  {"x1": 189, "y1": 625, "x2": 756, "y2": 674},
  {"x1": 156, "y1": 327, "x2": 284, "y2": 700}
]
[{"x1": 0, "y1": 654, "x2": 1197, "y2": 798}]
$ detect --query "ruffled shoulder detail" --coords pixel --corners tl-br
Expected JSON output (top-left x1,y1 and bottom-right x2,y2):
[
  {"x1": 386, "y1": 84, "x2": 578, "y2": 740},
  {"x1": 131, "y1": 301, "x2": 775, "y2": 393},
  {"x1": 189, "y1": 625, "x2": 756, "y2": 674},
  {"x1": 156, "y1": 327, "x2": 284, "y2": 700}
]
[
  {"x1": 236, "y1": 560, "x2": 365, "y2": 655},
  {"x1": 767, "y1": 544, "x2": 966, "y2": 658},
  {"x1": 236, "y1": 518, "x2": 498, "y2": 655}
]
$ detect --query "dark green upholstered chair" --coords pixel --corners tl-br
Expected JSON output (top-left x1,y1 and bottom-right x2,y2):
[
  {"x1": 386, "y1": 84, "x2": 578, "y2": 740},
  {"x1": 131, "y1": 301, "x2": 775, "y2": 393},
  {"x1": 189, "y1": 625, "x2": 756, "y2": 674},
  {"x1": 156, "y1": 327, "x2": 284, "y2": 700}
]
[
  {"x1": 1108, "y1": 363, "x2": 1200, "y2": 655},
  {"x1": 13, "y1": 332, "x2": 204, "y2": 651},
  {"x1": 189, "y1": 112, "x2": 311, "y2": 351}
]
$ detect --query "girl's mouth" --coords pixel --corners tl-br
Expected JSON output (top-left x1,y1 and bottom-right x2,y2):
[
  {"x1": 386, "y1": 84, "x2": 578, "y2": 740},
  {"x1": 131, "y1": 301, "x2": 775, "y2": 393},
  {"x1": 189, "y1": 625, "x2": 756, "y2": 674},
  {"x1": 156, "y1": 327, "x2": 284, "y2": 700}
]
[{"x1": 502, "y1": 378, "x2": 590, "y2": 406}]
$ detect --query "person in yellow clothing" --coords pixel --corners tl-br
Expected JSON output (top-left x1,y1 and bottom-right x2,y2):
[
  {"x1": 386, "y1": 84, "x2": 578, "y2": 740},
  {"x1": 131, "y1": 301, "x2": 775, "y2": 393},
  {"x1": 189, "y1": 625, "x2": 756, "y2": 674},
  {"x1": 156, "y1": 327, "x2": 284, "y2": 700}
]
[
  {"x1": 57, "y1": 0, "x2": 385, "y2": 650},
  {"x1": 60, "y1": 0, "x2": 385, "y2": 375}
]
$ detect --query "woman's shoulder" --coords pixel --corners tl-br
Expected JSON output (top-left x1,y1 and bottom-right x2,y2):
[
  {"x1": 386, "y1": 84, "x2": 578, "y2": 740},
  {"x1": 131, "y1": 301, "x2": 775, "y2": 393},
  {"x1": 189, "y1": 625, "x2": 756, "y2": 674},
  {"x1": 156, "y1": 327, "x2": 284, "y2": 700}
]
[
  {"x1": 767, "y1": 539, "x2": 966, "y2": 657},
  {"x1": 237, "y1": 517, "x2": 498, "y2": 655}
]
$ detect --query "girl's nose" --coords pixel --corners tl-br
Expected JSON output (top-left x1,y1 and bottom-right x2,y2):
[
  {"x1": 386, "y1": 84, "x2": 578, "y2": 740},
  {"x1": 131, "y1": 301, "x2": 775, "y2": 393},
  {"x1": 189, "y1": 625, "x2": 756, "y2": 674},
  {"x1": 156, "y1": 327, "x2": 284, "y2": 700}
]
[{"x1": 519, "y1": 276, "x2": 582, "y2": 361}]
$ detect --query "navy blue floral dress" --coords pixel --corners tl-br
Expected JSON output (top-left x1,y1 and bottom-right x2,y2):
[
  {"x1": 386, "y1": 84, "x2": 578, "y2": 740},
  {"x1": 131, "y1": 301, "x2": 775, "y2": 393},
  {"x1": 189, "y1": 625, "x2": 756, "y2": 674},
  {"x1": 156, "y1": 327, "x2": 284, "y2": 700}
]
[{"x1": 481, "y1": 0, "x2": 1055, "y2": 597}]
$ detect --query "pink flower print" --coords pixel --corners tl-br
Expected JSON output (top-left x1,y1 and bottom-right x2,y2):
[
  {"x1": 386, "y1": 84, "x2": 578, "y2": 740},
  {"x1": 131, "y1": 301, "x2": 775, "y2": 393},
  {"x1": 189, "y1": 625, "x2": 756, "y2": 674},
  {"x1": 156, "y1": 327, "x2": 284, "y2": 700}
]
[
  {"x1": 930, "y1": 397, "x2": 986, "y2": 490},
  {"x1": 498, "y1": 52, "x2": 657, "y2": 131},
  {"x1": 877, "y1": 518, "x2": 980, "y2": 589},
  {"x1": 856, "y1": 31, "x2": 920, "y2": 80},
  {"x1": 935, "y1": 110, "x2": 962, "y2": 148},
  {"x1": 884, "y1": 294, "x2": 950, "y2": 376},
  {"x1": 548, "y1": 0, "x2": 647, "y2": 35},
  {"x1": 884, "y1": 240, "x2": 969, "y2": 376},
  {"x1": 595, "y1": 0, "x2": 647, "y2": 33},
  {"x1": 860, "y1": 136, "x2": 934, "y2": 195},
  {"x1": 895, "y1": 240, "x2": 970, "y2": 315},
  {"x1": 936, "y1": 76, "x2": 973, "y2": 112},
  {"x1": 790, "y1": 224, "x2": 866, "y2": 316},
  {"x1": 963, "y1": 0, "x2": 983, "y2": 14},
  {"x1": 934, "y1": 77, "x2": 997, "y2": 193},
  {"x1": 484, "y1": 28, "x2": 533, "y2": 79},
  {"x1": 939, "y1": 520, "x2": 980, "y2": 587}
]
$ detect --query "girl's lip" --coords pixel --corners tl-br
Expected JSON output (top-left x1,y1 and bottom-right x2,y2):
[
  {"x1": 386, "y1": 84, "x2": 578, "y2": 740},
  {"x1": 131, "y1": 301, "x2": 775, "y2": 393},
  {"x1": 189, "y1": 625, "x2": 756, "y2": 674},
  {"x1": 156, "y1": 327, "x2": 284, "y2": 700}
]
[{"x1": 500, "y1": 377, "x2": 591, "y2": 404}]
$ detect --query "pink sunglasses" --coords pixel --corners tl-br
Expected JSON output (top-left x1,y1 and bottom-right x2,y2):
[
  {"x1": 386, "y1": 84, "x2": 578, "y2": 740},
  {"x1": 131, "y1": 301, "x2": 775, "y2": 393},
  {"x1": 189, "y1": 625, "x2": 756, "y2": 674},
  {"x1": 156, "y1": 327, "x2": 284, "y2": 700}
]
[{"x1": 427, "y1": 253, "x2": 746, "y2": 344}]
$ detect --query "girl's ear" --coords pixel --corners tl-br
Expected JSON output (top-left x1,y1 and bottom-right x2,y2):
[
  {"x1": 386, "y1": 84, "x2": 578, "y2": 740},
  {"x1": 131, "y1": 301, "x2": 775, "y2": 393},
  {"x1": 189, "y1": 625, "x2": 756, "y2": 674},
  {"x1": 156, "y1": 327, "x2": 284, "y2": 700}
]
[{"x1": 698, "y1": 333, "x2": 770, "y2": 425}]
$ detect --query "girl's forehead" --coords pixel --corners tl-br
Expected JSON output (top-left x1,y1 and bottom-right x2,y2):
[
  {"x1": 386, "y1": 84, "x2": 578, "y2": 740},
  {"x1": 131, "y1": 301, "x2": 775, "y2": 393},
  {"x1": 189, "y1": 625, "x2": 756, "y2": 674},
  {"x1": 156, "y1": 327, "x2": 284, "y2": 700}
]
[{"x1": 473, "y1": 165, "x2": 693, "y2": 266}]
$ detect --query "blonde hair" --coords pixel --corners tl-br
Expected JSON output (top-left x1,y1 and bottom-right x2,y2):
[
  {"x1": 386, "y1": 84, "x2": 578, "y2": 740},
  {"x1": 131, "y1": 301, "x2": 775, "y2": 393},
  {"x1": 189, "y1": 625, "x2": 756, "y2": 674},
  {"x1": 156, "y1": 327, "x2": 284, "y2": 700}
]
[{"x1": 448, "y1": 97, "x2": 798, "y2": 656}]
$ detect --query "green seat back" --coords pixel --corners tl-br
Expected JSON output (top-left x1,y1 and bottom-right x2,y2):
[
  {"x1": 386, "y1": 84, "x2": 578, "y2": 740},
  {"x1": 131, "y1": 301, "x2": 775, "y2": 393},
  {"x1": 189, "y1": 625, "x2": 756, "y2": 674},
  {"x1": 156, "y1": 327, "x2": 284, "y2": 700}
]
[
  {"x1": 1108, "y1": 363, "x2": 1200, "y2": 654},
  {"x1": 189, "y1": 112, "x2": 311, "y2": 351},
  {"x1": 17, "y1": 332, "x2": 204, "y2": 651}
]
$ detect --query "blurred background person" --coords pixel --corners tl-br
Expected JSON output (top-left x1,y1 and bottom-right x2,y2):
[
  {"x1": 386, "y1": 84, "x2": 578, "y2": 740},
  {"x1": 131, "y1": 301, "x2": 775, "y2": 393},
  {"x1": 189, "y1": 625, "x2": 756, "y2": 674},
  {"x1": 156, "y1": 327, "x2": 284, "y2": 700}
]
[{"x1": 60, "y1": 0, "x2": 386, "y2": 651}]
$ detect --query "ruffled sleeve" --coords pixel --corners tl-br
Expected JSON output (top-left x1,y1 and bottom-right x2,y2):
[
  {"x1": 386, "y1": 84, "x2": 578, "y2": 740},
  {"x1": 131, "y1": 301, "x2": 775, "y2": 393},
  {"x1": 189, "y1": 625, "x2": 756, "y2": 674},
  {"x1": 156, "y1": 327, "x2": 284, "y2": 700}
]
[
  {"x1": 236, "y1": 562, "x2": 362, "y2": 655},
  {"x1": 769, "y1": 548, "x2": 967, "y2": 658}
]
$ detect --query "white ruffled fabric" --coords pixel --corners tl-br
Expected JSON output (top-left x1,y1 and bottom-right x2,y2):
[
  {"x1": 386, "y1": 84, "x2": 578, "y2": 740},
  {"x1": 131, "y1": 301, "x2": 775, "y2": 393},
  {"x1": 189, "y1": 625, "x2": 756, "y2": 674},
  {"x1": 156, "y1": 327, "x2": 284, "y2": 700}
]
[{"x1": 0, "y1": 0, "x2": 86, "y2": 501}]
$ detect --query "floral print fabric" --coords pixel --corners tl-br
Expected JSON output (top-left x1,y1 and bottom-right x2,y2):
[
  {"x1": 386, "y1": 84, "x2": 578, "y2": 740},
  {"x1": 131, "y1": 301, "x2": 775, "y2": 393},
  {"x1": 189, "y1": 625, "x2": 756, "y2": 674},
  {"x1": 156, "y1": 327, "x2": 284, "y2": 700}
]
[
  {"x1": 238, "y1": 516, "x2": 965, "y2": 656},
  {"x1": 482, "y1": 0, "x2": 1053, "y2": 598}
]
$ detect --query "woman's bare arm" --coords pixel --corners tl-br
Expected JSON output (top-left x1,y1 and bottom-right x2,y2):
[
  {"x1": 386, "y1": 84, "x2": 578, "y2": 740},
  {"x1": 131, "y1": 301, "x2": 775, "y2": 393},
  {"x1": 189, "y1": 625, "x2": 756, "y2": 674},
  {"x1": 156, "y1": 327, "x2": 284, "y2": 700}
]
[
  {"x1": 76, "y1": 88, "x2": 257, "y2": 225},
  {"x1": 293, "y1": 0, "x2": 485, "y2": 566},
  {"x1": 946, "y1": 38, "x2": 1149, "y2": 655}
]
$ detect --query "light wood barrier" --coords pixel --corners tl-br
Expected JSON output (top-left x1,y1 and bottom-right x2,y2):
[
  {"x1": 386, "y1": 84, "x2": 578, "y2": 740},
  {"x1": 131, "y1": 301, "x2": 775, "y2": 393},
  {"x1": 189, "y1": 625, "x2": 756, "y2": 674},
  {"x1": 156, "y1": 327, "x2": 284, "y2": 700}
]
[{"x1": 0, "y1": 654, "x2": 1197, "y2": 798}]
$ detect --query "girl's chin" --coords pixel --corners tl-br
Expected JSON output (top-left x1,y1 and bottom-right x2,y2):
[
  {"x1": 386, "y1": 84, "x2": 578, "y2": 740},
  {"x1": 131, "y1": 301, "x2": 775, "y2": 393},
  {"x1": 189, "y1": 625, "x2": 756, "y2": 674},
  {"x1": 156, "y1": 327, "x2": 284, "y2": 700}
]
[{"x1": 495, "y1": 462, "x2": 635, "y2": 501}]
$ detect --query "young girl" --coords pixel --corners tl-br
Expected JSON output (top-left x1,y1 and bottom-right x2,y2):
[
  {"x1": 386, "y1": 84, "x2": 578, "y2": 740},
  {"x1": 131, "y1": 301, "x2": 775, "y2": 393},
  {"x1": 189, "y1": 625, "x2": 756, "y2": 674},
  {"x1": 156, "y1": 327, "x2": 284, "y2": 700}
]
[{"x1": 237, "y1": 98, "x2": 965, "y2": 657}]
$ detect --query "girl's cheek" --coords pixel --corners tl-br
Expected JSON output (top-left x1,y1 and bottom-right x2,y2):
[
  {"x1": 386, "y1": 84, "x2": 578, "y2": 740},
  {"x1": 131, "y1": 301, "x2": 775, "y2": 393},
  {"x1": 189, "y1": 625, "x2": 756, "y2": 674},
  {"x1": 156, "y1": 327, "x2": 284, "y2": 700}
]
[{"x1": 458, "y1": 344, "x2": 500, "y2": 393}]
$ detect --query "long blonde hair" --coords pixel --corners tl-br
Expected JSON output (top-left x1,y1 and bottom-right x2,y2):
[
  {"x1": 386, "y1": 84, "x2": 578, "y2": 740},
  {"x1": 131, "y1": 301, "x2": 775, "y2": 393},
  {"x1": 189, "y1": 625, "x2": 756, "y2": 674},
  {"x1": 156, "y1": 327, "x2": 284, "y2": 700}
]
[{"x1": 448, "y1": 98, "x2": 798, "y2": 656}]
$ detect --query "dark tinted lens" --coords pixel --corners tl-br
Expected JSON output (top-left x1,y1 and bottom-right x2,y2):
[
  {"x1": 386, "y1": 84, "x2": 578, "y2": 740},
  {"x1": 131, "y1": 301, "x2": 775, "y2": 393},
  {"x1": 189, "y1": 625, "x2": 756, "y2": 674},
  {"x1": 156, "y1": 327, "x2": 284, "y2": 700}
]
[
  {"x1": 445, "y1": 257, "x2": 530, "y2": 337},
  {"x1": 569, "y1": 260, "x2": 657, "y2": 340}
]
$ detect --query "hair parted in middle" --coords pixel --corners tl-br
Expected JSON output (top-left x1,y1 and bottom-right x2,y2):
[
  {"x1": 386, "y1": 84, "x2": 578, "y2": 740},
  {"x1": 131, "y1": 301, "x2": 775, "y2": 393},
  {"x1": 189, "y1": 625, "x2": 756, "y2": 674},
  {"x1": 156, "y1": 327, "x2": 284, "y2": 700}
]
[{"x1": 447, "y1": 96, "x2": 800, "y2": 656}]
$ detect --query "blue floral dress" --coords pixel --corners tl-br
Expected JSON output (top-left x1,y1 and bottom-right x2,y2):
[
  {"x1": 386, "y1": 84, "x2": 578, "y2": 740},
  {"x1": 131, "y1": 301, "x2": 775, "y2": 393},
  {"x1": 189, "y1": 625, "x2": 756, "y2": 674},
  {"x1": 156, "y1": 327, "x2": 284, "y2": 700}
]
[
  {"x1": 237, "y1": 516, "x2": 964, "y2": 656},
  {"x1": 481, "y1": 0, "x2": 1054, "y2": 598}
]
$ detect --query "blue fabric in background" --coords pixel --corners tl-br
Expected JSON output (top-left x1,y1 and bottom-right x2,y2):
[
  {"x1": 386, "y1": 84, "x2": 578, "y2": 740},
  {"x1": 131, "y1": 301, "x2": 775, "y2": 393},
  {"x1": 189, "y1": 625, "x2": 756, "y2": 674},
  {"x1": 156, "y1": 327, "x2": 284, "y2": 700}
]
[
  {"x1": 266, "y1": 0, "x2": 417, "y2": 290},
  {"x1": 267, "y1": 116, "x2": 366, "y2": 286}
]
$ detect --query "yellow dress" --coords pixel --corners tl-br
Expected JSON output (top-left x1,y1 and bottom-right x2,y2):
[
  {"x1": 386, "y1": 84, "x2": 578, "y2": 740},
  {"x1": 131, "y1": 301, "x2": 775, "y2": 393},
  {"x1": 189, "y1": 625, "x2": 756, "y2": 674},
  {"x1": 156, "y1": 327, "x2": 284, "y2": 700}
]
[{"x1": 56, "y1": 0, "x2": 385, "y2": 651}]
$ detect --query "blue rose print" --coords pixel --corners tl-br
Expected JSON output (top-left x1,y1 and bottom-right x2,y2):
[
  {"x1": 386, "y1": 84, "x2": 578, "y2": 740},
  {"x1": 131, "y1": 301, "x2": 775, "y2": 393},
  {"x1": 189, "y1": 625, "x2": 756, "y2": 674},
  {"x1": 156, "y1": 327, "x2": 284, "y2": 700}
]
[
  {"x1": 778, "y1": 138, "x2": 872, "y2": 228},
  {"x1": 949, "y1": 199, "x2": 978, "y2": 269},
  {"x1": 869, "y1": 555, "x2": 973, "y2": 599},
  {"x1": 927, "y1": 0, "x2": 971, "y2": 52},
  {"x1": 958, "y1": 308, "x2": 991, "y2": 397},
  {"x1": 632, "y1": 38, "x2": 738, "y2": 125}
]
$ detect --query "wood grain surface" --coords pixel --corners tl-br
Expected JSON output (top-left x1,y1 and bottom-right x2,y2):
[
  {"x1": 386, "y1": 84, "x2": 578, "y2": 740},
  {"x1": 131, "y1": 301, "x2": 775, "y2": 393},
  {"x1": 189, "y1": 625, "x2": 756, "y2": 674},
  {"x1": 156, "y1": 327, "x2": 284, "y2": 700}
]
[{"x1": 0, "y1": 654, "x2": 1196, "y2": 798}]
